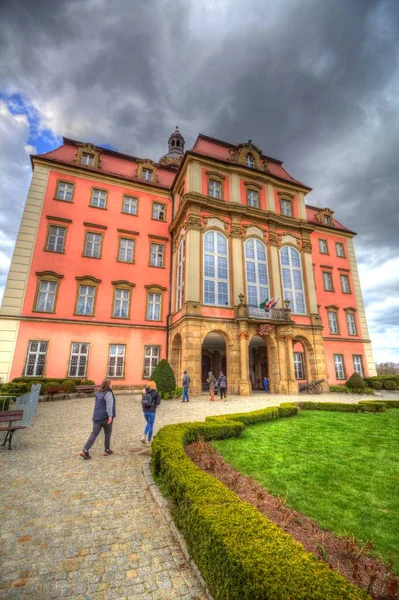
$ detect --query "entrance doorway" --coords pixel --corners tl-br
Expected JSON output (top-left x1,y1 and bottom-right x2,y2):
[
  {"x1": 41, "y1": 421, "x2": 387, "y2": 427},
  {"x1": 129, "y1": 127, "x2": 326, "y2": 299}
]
[
  {"x1": 249, "y1": 335, "x2": 268, "y2": 391},
  {"x1": 201, "y1": 332, "x2": 226, "y2": 392}
]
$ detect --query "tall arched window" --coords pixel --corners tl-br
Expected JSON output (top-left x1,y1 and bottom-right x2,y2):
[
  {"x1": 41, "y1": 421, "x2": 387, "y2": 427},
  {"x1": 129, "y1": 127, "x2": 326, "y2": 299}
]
[
  {"x1": 203, "y1": 230, "x2": 229, "y2": 306},
  {"x1": 280, "y1": 246, "x2": 306, "y2": 314},
  {"x1": 245, "y1": 238, "x2": 269, "y2": 306},
  {"x1": 175, "y1": 239, "x2": 185, "y2": 311}
]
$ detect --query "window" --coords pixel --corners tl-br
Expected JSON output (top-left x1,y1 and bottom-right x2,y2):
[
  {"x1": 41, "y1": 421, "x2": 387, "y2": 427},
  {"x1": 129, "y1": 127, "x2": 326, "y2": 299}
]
[
  {"x1": 91, "y1": 188, "x2": 107, "y2": 209},
  {"x1": 203, "y1": 230, "x2": 229, "y2": 306},
  {"x1": 353, "y1": 355, "x2": 363, "y2": 376},
  {"x1": 336, "y1": 242, "x2": 345, "y2": 257},
  {"x1": 123, "y1": 196, "x2": 138, "y2": 215},
  {"x1": 84, "y1": 232, "x2": 102, "y2": 258},
  {"x1": 334, "y1": 354, "x2": 345, "y2": 379},
  {"x1": 176, "y1": 239, "x2": 185, "y2": 311},
  {"x1": 246, "y1": 154, "x2": 255, "y2": 168},
  {"x1": 142, "y1": 168, "x2": 153, "y2": 181},
  {"x1": 35, "y1": 281, "x2": 57, "y2": 312},
  {"x1": 340, "y1": 274, "x2": 350, "y2": 294},
  {"x1": 143, "y1": 346, "x2": 160, "y2": 378},
  {"x1": 280, "y1": 246, "x2": 305, "y2": 314},
  {"x1": 76, "y1": 285, "x2": 96, "y2": 315},
  {"x1": 113, "y1": 289, "x2": 130, "y2": 318},
  {"x1": 152, "y1": 203, "x2": 166, "y2": 221},
  {"x1": 107, "y1": 344, "x2": 126, "y2": 378},
  {"x1": 346, "y1": 312, "x2": 357, "y2": 335},
  {"x1": 324, "y1": 215, "x2": 331, "y2": 225},
  {"x1": 328, "y1": 311, "x2": 339, "y2": 334},
  {"x1": 56, "y1": 181, "x2": 74, "y2": 202},
  {"x1": 208, "y1": 179, "x2": 222, "y2": 199},
  {"x1": 81, "y1": 153, "x2": 94, "y2": 166},
  {"x1": 247, "y1": 189, "x2": 259, "y2": 208},
  {"x1": 24, "y1": 341, "x2": 48, "y2": 376},
  {"x1": 147, "y1": 293, "x2": 162, "y2": 320},
  {"x1": 150, "y1": 243, "x2": 164, "y2": 267},
  {"x1": 293, "y1": 352, "x2": 305, "y2": 379},
  {"x1": 68, "y1": 343, "x2": 89, "y2": 377},
  {"x1": 280, "y1": 199, "x2": 292, "y2": 217},
  {"x1": 118, "y1": 238, "x2": 134, "y2": 263},
  {"x1": 245, "y1": 238, "x2": 269, "y2": 307},
  {"x1": 322, "y1": 271, "x2": 333, "y2": 291},
  {"x1": 46, "y1": 226, "x2": 66, "y2": 253},
  {"x1": 319, "y1": 239, "x2": 328, "y2": 254}
]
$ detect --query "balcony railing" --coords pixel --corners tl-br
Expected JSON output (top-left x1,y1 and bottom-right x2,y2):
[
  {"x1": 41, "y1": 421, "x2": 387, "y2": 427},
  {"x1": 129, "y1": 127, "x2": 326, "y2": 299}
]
[{"x1": 248, "y1": 306, "x2": 290, "y2": 321}]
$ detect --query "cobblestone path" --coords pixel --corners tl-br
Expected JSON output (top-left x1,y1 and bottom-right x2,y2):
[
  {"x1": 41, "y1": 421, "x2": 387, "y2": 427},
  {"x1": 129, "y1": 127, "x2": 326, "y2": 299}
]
[{"x1": 0, "y1": 391, "x2": 373, "y2": 599}]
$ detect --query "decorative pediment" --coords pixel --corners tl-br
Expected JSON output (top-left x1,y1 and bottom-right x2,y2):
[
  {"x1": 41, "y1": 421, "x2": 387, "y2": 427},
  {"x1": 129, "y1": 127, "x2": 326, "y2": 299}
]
[
  {"x1": 135, "y1": 159, "x2": 159, "y2": 183},
  {"x1": 75, "y1": 143, "x2": 101, "y2": 169},
  {"x1": 280, "y1": 234, "x2": 299, "y2": 246},
  {"x1": 204, "y1": 217, "x2": 227, "y2": 231},
  {"x1": 315, "y1": 207, "x2": 335, "y2": 226},
  {"x1": 246, "y1": 226, "x2": 264, "y2": 238},
  {"x1": 228, "y1": 140, "x2": 269, "y2": 172},
  {"x1": 159, "y1": 156, "x2": 182, "y2": 169}
]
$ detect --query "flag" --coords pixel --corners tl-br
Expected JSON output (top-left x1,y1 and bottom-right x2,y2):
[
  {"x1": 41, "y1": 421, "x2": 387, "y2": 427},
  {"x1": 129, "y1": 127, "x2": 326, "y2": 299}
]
[
  {"x1": 271, "y1": 298, "x2": 280, "y2": 309},
  {"x1": 265, "y1": 297, "x2": 275, "y2": 310},
  {"x1": 259, "y1": 297, "x2": 268, "y2": 309}
]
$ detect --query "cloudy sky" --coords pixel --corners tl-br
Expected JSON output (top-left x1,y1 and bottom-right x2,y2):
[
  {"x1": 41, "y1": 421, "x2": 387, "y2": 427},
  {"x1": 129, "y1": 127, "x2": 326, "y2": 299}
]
[{"x1": 0, "y1": 0, "x2": 398, "y2": 362}]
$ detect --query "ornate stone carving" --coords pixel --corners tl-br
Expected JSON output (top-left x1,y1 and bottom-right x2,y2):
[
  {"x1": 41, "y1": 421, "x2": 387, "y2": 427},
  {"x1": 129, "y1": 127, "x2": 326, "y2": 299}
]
[
  {"x1": 257, "y1": 324, "x2": 274, "y2": 337},
  {"x1": 227, "y1": 140, "x2": 269, "y2": 172},
  {"x1": 135, "y1": 159, "x2": 159, "y2": 183},
  {"x1": 204, "y1": 217, "x2": 226, "y2": 230},
  {"x1": 280, "y1": 234, "x2": 298, "y2": 246},
  {"x1": 230, "y1": 224, "x2": 242, "y2": 237},
  {"x1": 158, "y1": 156, "x2": 182, "y2": 168},
  {"x1": 239, "y1": 331, "x2": 249, "y2": 340},
  {"x1": 246, "y1": 226, "x2": 264, "y2": 238},
  {"x1": 185, "y1": 215, "x2": 201, "y2": 231},
  {"x1": 302, "y1": 240, "x2": 312, "y2": 253},
  {"x1": 269, "y1": 231, "x2": 279, "y2": 246}
]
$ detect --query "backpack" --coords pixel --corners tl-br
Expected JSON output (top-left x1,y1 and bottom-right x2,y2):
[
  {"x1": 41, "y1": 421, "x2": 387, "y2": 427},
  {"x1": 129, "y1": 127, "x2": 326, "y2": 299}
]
[{"x1": 142, "y1": 392, "x2": 154, "y2": 409}]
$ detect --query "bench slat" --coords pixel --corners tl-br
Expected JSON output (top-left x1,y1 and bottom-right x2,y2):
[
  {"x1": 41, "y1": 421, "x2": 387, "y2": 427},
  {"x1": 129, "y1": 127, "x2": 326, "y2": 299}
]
[
  {"x1": 0, "y1": 411, "x2": 24, "y2": 423},
  {"x1": 0, "y1": 425, "x2": 27, "y2": 432}
]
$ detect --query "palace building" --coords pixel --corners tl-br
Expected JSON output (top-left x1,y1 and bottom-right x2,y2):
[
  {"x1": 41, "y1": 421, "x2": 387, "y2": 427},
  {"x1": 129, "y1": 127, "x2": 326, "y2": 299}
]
[{"x1": 0, "y1": 128, "x2": 376, "y2": 395}]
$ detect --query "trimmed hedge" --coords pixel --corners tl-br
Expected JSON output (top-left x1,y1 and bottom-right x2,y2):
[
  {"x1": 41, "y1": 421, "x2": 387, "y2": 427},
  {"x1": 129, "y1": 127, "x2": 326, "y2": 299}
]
[
  {"x1": 346, "y1": 372, "x2": 365, "y2": 389},
  {"x1": 329, "y1": 386, "x2": 374, "y2": 395},
  {"x1": 371, "y1": 380, "x2": 383, "y2": 390},
  {"x1": 384, "y1": 380, "x2": 397, "y2": 390},
  {"x1": 298, "y1": 402, "x2": 366, "y2": 412},
  {"x1": 385, "y1": 400, "x2": 399, "y2": 408},
  {"x1": 152, "y1": 406, "x2": 368, "y2": 600},
  {"x1": 61, "y1": 379, "x2": 76, "y2": 393},
  {"x1": 358, "y1": 401, "x2": 386, "y2": 413},
  {"x1": 329, "y1": 385, "x2": 349, "y2": 393},
  {"x1": 151, "y1": 359, "x2": 176, "y2": 393}
]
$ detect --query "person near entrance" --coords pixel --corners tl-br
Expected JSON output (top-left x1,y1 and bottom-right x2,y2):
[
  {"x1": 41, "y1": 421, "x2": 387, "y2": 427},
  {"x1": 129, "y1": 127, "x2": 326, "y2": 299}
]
[
  {"x1": 182, "y1": 370, "x2": 190, "y2": 402},
  {"x1": 263, "y1": 376, "x2": 269, "y2": 393},
  {"x1": 208, "y1": 371, "x2": 217, "y2": 401},
  {"x1": 80, "y1": 378, "x2": 116, "y2": 459},
  {"x1": 218, "y1": 371, "x2": 227, "y2": 402}
]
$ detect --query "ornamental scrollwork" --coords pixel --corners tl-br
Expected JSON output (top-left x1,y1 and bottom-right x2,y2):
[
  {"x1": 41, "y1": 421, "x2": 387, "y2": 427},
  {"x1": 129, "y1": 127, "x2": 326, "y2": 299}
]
[{"x1": 257, "y1": 324, "x2": 274, "y2": 337}]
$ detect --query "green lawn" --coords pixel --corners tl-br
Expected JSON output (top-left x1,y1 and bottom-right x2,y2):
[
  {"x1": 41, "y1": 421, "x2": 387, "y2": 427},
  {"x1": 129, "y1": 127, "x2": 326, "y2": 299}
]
[{"x1": 213, "y1": 409, "x2": 399, "y2": 571}]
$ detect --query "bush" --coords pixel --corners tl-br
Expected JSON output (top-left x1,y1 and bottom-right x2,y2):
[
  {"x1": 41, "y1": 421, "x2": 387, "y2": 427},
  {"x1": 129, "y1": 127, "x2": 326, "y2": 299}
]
[
  {"x1": 163, "y1": 392, "x2": 170, "y2": 400},
  {"x1": 61, "y1": 379, "x2": 76, "y2": 393},
  {"x1": 151, "y1": 406, "x2": 368, "y2": 600},
  {"x1": 299, "y1": 402, "x2": 365, "y2": 412},
  {"x1": 151, "y1": 359, "x2": 176, "y2": 394},
  {"x1": 358, "y1": 401, "x2": 387, "y2": 413},
  {"x1": 329, "y1": 385, "x2": 349, "y2": 393},
  {"x1": 0, "y1": 381, "x2": 30, "y2": 396},
  {"x1": 174, "y1": 386, "x2": 183, "y2": 398},
  {"x1": 384, "y1": 400, "x2": 399, "y2": 408},
  {"x1": 347, "y1": 388, "x2": 374, "y2": 395},
  {"x1": 12, "y1": 376, "x2": 67, "y2": 384},
  {"x1": 44, "y1": 381, "x2": 61, "y2": 393},
  {"x1": 371, "y1": 380, "x2": 383, "y2": 390},
  {"x1": 345, "y1": 372, "x2": 365, "y2": 390},
  {"x1": 384, "y1": 380, "x2": 397, "y2": 390},
  {"x1": 81, "y1": 379, "x2": 95, "y2": 385}
]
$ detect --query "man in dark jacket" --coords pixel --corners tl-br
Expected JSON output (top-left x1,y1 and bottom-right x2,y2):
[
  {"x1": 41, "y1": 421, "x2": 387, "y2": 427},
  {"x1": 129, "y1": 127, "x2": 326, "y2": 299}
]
[
  {"x1": 80, "y1": 378, "x2": 115, "y2": 459},
  {"x1": 217, "y1": 371, "x2": 227, "y2": 402},
  {"x1": 182, "y1": 370, "x2": 190, "y2": 402}
]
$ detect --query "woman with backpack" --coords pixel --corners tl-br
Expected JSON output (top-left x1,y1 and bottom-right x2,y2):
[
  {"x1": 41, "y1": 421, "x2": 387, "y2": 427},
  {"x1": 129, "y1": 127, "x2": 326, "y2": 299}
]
[
  {"x1": 138, "y1": 380, "x2": 161, "y2": 446},
  {"x1": 80, "y1": 378, "x2": 116, "y2": 459}
]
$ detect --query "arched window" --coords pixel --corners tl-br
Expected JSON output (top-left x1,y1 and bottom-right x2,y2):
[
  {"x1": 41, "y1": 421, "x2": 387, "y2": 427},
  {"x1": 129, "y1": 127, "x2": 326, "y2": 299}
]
[
  {"x1": 245, "y1": 239, "x2": 269, "y2": 306},
  {"x1": 176, "y1": 239, "x2": 185, "y2": 311},
  {"x1": 280, "y1": 246, "x2": 306, "y2": 314},
  {"x1": 246, "y1": 154, "x2": 255, "y2": 168},
  {"x1": 203, "y1": 231, "x2": 229, "y2": 306}
]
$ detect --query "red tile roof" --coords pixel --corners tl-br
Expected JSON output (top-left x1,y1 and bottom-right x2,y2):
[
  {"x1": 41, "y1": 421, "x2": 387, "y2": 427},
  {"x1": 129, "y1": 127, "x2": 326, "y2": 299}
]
[{"x1": 306, "y1": 205, "x2": 355, "y2": 234}]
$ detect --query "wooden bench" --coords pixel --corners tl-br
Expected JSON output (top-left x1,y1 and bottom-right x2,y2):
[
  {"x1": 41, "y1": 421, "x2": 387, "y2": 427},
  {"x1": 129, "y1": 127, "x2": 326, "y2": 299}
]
[
  {"x1": 76, "y1": 385, "x2": 96, "y2": 397},
  {"x1": 46, "y1": 385, "x2": 69, "y2": 400},
  {"x1": 0, "y1": 410, "x2": 27, "y2": 450}
]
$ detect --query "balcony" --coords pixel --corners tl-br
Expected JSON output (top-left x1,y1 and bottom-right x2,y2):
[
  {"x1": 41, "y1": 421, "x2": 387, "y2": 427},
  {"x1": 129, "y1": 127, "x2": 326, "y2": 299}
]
[{"x1": 247, "y1": 306, "x2": 291, "y2": 321}]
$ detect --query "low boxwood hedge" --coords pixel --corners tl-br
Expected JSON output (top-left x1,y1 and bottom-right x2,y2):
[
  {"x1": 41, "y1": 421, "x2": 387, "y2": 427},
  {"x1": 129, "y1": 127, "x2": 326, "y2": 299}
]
[
  {"x1": 298, "y1": 402, "x2": 365, "y2": 412},
  {"x1": 151, "y1": 406, "x2": 368, "y2": 600},
  {"x1": 358, "y1": 401, "x2": 386, "y2": 413},
  {"x1": 329, "y1": 385, "x2": 349, "y2": 393}
]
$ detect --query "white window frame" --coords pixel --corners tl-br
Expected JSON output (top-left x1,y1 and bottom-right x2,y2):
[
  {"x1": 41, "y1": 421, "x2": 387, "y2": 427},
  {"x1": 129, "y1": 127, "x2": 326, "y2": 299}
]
[
  {"x1": 36, "y1": 281, "x2": 57, "y2": 312},
  {"x1": 208, "y1": 179, "x2": 222, "y2": 199},
  {"x1": 353, "y1": 355, "x2": 363, "y2": 376},
  {"x1": 293, "y1": 352, "x2": 305, "y2": 379},
  {"x1": 203, "y1": 230, "x2": 229, "y2": 307},
  {"x1": 341, "y1": 274, "x2": 350, "y2": 293},
  {"x1": 246, "y1": 154, "x2": 255, "y2": 168},
  {"x1": 176, "y1": 239, "x2": 185, "y2": 312},
  {"x1": 77, "y1": 285, "x2": 95, "y2": 316},
  {"x1": 334, "y1": 354, "x2": 345, "y2": 379},
  {"x1": 68, "y1": 343, "x2": 89, "y2": 378},
  {"x1": 142, "y1": 168, "x2": 153, "y2": 181},
  {"x1": 123, "y1": 196, "x2": 138, "y2": 215},
  {"x1": 150, "y1": 243, "x2": 164, "y2": 267},
  {"x1": 280, "y1": 199, "x2": 292, "y2": 217},
  {"x1": 152, "y1": 203, "x2": 165, "y2": 220},
  {"x1": 107, "y1": 344, "x2": 126, "y2": 378},
  {"x1": 245, "y1": 238, "x2": 269, "y2": 307},
  {"x1": 113, "y1": 289, "x2": 130, "y2": 318},
  {"x1": 323, "y1": 271, "x2": 333, "y2": 291},
  {"x1": 118, "y1": 238, "x2": 134, "y2": 263},
  {"x1": 56, "y1": 181, "x2": 73, "y2": 201},
  {"x1": 143, "y1": 345, "x2": 160, "y2": 378},
  {"x1": 81, "y1": 153, "x2": 94, "y2": 166},
  {"x1": 91, "y1": 189, "x2": 107, "y2": 209},
  {"x1": 47, "y1": 226, "x2": 66, "y2": 252},
  {"x1": 346, "y1": 312, "x2": 357, "y2": 335},
  {"x1": 84, "y1": 232, "x2": 102, "y2": 258},
  {"x1": 280, "y1": 246, "x2": 306, "y2": 314},
  {"x1": 24, "y1": 341, "x2": 48, "y2": 377},
  {"x1": 319, "y1": 239, "x2": 328, "y2": 254},
  {"x1": 147, "y1": 293, "x2": 161, "y2": 320},
  {"x1": 328, "y1": 311, "x2": 339, "y2": 334},
  {"x1": 324, "y1": 215, "x2": 331, "y2": 225},
  {"x1": 336, "y1": 242, "x2": 345, "y2": 257},
  {"x1": 247, "y1": 189, "x2": 259, "y2": 208}
]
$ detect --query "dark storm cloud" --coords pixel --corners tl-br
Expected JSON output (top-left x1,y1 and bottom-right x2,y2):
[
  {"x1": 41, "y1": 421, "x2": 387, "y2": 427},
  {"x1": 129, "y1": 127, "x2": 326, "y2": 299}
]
[{"x1": 1, "y1": 0, "x2": 398, "y2": 359}]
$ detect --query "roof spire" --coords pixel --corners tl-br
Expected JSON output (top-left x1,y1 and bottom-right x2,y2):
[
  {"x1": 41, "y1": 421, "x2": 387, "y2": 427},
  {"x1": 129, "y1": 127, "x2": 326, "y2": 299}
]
[{"x1": 159, "y1": 125, "x2": 185, "y2": 168}]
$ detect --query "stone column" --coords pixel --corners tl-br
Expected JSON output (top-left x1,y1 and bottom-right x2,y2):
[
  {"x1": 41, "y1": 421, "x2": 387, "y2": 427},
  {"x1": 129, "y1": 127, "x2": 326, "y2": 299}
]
[
  {"x1": 301, "y1": 235, "x2": 318, "y2": 315},
  {"x1": 238, "y1": 322, "x2": 250, "y2": 396},
  {"x1": 268, "y1": 226, "x2": 283, "y2": 302},
  {"x1": 266, "y1": 182, "x2": 275, "y2": 211},
  {"x1": 181, "y1": 320, "x2": 202, "y2": 397},
  {"x1": 231, "y1": 216, "x2": 244, "y2": 305},
  {"x1": 185, "y1": 209, "x2": 201, "y2": 304}
]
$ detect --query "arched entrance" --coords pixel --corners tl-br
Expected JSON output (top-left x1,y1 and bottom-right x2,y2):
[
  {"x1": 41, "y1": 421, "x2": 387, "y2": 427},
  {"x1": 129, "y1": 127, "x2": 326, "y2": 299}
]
[
  {"x1": 292, "y1": 335, "x2": 317, "y2": 383},
  {"x1": 201, "y1": 332, "x2": 227, "y2": 392},
  {"x1": 170, "y1": 333, "x2": 182, "y2": 383},
  {"x1": 249, "y1": 335, "x2": 268, "y2": 391}
]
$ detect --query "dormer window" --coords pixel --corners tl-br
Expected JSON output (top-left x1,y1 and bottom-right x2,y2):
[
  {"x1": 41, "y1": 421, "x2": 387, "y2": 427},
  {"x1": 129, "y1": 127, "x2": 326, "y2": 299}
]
[
  {"x1": 324, "y1": 215, "x2": 331, "y2": 225},
  {"x1": 142, "y1": 168, "x2": 153, "y2": 181},
  {"x1": 81, "y1": 153, "x2": 94, "y2": 166},
  {"x1": 246, "y1": 154, "x2": 255, "y2": 168}
]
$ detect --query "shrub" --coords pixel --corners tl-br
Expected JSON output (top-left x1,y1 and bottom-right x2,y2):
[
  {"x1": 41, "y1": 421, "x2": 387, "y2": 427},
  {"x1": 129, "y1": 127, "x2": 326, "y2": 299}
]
[
  {"x1": 299, "y1": 402, "x2": 365, "y2": 412},
  {"x1": 0, "y1": 381, "x2": 30, "y2": 396},
  {"x1": 384, "y1": 380, "x2": 397, "y2": 390},
  {"x1": 174, "y1": 386, "x2": 183, "y2": 398},
  {"x1": 44, "y1": 381, "x2": 61, "y2": 393},
  {"x1": 371, "y1": 380, "x2": 383, "y2": 390},
  {"x1": 151, "y1": 407, "x2": 368, "y2": 600},
  {"x1": 61, "y1": 379, "x2": 76, "y2": 393},
  {"x1": 329, "y1": 385, "x2": 349, "y2": 393},
  {"x1": 151, "y1": 359, "x2": 176, "y2": 393},
  {"x1": 384, "y1": 400, "x2": 399, "y2": 408},
  {"x1": 347, "y1": 388, "x2": 374, "y2": 395},
  {"x1": 358, "y1": 401, "x2": 386, "y2": 413},
  {"x1": 345, "y1": 372, "x2": 365, "y2": 390},
  {"x1": 81, "y1": 379, "x2": 95, "y2": 385},
  {"x1": 12, "y1": 376, "x2": 66, "y2": 384},
  {"x1": 163, "y1": 392, "x2": 170, "y2": 400}
]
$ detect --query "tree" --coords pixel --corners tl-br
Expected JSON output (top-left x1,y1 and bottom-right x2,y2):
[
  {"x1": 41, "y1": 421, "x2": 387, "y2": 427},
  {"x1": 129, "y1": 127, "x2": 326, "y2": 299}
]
[
  {"x1": 376, "y1": 362, "x2": 399, "y2": 375},
  {"x1": 345, "y1": 372, "x2": 365, "y2": 389},
  {"x1": 151, "y1": 359, "x2": 176, "y2": 393}
]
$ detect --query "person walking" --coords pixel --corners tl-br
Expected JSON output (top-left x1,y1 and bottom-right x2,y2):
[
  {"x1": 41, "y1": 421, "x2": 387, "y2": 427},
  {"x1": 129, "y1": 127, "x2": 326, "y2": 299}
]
[
  {"x1": 135, "y1": 380, "x2": 161, "y2": 448},
  {"x1": 263, "y1": 376, "x2": 269, "y2": 393},
  {"x1": 218, "y1": 371, "x2": 227, "y2": 402},
  {"x1": 182, "y1": 370, "x2": 190, "y2": 402},
  {"x1": 208, "y1": 371, "x2": 217, "y2": 401},
  {"x1": 80, "y1": 378, "x2": 116, "y2": 459}
]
